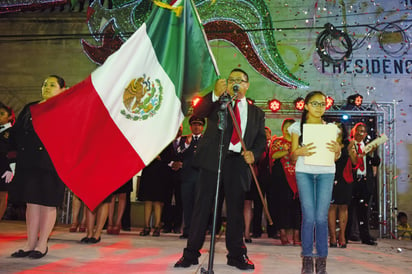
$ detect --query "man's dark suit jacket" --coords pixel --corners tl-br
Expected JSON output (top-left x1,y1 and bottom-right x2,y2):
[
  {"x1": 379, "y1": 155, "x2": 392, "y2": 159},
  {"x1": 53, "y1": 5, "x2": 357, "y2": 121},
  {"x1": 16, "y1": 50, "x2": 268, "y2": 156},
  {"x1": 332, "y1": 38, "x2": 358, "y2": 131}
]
[{"x1": 192, "y1": 92, "x2": 266, "y2": 191}]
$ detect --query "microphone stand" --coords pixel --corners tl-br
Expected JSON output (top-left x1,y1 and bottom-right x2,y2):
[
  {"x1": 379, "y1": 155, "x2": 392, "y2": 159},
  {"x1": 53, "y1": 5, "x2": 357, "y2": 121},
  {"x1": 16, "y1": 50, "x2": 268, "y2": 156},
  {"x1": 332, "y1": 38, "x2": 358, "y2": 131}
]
[
  {"x1": 201, "y1": 92, "x2": 231, "y2": 274},
  {"x1": 201, "y1": 91, "x2": 273, "y2": 274}
]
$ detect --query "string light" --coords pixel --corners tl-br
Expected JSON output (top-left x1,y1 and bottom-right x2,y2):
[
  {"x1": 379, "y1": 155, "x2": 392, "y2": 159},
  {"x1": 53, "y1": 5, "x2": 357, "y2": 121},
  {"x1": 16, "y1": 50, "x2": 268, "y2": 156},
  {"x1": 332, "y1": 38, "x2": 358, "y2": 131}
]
[
  {"x1": 294, "y1": 97, "x2": 305, "y2": 111},
  {"x1": 326, "y1": 96, "x2": 334, "y2": 110},
  {"x1": 191, "y1": 96, "x2": 201, "y2": 108},
  {"x1": 268, "y1": 99, "x2": 281, "y2": 113},
  {"x1": 354, "y1": 95, "x2": 363, "y2": 107}
]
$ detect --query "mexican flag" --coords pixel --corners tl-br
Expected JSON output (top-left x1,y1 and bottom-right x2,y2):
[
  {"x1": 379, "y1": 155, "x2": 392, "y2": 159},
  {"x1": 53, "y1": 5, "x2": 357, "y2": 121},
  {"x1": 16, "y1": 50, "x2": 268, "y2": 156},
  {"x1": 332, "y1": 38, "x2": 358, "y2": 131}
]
[{"x1": 30, "y1": 0, "x2": 219, "y2": 210}]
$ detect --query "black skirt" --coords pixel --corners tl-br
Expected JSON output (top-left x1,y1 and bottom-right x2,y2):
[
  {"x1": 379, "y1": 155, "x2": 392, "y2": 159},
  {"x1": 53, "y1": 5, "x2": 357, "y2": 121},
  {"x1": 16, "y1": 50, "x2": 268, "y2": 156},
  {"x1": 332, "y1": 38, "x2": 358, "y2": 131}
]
[
  {"x1": 113, "y1": 178, "x2": 133, "y2": 194},
  {"x1": 137, "y1": 159, "x2": 170, "y2": 202},
  {"x1": 9, "y1": 167, "x2": 65, "y2": 207}
]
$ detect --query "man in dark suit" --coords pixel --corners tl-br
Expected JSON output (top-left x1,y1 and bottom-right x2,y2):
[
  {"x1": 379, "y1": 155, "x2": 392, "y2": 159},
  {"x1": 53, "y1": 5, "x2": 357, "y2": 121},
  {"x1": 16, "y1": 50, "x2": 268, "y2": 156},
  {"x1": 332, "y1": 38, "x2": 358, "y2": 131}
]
[
  {"x1": 162, "y1": 126, "x2": 184, "y2": 234},
  {"x1": 346, "y1": 122, "x2": 380, "y2": 245},
  {"x1": 174, "y1": 68, "x2": 266, "y2": 270},
  {"x1": 178, "y1": 115, "x2": 205, "y2": 239}
]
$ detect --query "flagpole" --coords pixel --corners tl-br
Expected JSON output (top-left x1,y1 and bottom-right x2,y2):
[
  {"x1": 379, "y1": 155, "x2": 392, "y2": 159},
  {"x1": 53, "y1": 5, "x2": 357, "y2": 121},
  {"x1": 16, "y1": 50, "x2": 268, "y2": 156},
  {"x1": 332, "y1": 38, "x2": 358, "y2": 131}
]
[
  {"x1": 189, "y1": 0, "x2": 220, "y2": 76},
  {"x1": 226, "y1": 102, "x2": 274, "y2": 226},
  {"x1": 191, "y1": 0, "x2": 222, "y2": 271}
]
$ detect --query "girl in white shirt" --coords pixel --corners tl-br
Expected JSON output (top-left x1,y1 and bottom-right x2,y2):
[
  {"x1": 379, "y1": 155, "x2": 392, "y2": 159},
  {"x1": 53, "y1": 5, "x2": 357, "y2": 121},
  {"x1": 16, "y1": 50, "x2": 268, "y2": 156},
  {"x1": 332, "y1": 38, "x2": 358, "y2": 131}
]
[{"x1": 289, "y1": 91, "x2": 340, "y2": 274}]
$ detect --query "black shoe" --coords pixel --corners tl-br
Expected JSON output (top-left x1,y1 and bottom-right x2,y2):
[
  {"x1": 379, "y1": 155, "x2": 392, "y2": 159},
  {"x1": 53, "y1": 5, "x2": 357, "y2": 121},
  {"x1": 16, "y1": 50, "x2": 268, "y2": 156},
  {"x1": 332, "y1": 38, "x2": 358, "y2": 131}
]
[
  {"x1": 11, "y1": 249, "x2": 33, "y2": 258},
  {"x1": 152, "y1": 227, "x2": 161, "y2": 237},
  {"x1": 245, "y1": 238, "x2": 252, "y2": 243},
  {"x1": 227, "y1": 254, "x2": 255, "y2": 270},
  {"x1": 88, "y1": 237, "x2": 101, "y2": 244},
  {"x1": 174, "y1": 256, "x2": 199, "y2": 268},
  {"x1": 330, "y1": 242, "x2": 338, "y2": 248},
  {"x1": 28, "y1": 247, "x2": 48, "y2": 259},
  {"x1": 140, "y1": 227, "x2": 151, "y2": 236},
  {"x1": 80, "y1": 237, "x2": 90, "y2": 243},
  {"x1": 179, "y1": 234, "x2": 188, "y2": 239},
  {"x1": 348, "y1": 236, "x2": 361, "y2": 241},
  {"x1": 361, "y1": 239, "x2": 377, "y2": 246}
]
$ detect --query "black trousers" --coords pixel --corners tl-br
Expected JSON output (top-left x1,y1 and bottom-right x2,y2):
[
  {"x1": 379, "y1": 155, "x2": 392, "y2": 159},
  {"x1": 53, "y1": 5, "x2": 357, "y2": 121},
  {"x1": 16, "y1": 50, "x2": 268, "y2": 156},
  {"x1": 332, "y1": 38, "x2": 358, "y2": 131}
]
[
  {"x1": 180, "y1": 168, "x2": 200, "y2": 235},
  {"x1": 347, "y1": 176, "x2": 373, "y2": 241},
  {"x1": 184, "y1": 154, "x2": 248, "y2": 260},
  {"x1": 162, "y1": 172, "x2": 183, "y2": 231}
]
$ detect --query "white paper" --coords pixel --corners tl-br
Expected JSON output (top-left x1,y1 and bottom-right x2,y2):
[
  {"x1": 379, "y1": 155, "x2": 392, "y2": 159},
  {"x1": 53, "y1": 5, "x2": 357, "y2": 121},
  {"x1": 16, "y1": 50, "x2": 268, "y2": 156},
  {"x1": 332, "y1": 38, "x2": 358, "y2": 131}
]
[
  {"x1": 303, "y1": 124, "x2": 338, "y2": 166},
  {"x1": 364, "y1": 134, "x2": 388, "y2": 153}
]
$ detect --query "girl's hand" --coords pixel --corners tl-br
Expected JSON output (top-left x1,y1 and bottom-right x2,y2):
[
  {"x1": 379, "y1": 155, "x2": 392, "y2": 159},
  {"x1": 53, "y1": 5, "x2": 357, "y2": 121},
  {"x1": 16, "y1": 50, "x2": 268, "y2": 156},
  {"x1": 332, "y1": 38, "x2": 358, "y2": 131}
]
[
  {"x1": 327, "y1": 140, "x2": 342, "y2": 160},
  {"x1": 297, "y1": 142, "x2": 316, "y2": 156},
  {"x1": 326, "y1": 140, "x2": 341, "y2": 154}
]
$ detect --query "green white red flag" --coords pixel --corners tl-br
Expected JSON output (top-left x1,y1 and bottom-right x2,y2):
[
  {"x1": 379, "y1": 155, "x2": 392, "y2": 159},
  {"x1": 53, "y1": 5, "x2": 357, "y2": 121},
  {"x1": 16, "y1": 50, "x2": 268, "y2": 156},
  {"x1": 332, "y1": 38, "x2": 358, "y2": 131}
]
[{"x1": 31, "y1": 0, "x2": 219, "y2": 210}]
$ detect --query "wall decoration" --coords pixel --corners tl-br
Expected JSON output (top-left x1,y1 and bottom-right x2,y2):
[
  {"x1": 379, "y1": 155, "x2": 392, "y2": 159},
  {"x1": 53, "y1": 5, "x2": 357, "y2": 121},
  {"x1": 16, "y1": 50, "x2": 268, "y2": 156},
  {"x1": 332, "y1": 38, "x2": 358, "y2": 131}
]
[
  {"x1": 0, "y1": 0, "x2": 67, "y2": 13},
  {"x1": 316, "y1": 20, "x2": 412, "y2": 65},
  {"x1": 80, "y1": 0, "x2": 309, "y2": 89}
]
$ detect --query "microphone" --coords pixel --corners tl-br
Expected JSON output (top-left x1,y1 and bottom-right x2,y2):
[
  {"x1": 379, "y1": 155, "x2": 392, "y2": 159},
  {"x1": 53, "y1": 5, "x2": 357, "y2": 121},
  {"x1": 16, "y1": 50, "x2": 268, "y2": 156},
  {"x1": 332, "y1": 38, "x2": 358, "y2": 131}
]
[{"x1": 233, "y1": 84, "x2": 240, "y2": 95}]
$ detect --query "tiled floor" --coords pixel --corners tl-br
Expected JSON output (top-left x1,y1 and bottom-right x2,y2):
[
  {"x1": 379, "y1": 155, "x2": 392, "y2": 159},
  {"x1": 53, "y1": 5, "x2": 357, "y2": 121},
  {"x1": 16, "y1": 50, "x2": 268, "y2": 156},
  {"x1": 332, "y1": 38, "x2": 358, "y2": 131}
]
[{"x1": 1, "y1": 221, "x2": 412, "y2": 273}]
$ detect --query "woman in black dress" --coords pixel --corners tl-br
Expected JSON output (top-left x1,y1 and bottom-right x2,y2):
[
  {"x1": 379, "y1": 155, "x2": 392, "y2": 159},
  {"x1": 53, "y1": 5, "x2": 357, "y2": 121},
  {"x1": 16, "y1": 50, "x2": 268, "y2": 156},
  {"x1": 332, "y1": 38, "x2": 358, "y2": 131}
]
[
  {"x1": 0, "y1": 102, "x2": 15, "y2": 221},
  {"x1": 137, "y1": 147, "x2": 170, "y2": 237},
  {"x1": 9, "y1": 75, "x2": 67, "y2": 259},
  {"x1": 328, "y1": 123, "x2": 357, "y2": 248}
]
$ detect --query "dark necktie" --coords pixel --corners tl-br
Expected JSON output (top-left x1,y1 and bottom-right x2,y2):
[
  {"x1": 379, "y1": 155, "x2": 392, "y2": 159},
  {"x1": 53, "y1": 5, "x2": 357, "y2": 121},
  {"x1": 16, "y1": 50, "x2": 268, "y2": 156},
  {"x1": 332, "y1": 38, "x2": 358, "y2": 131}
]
[
  {"x1": 357, "y1": 143, "x2": 365, "y2": 171},
  {"x1": 230, "y1": 100, "x2": 241, "y2": 145},
  {"x1": 173, "y1": 139, "x2": 179, "y2": 151},
  {"x1": 192, "y1": 135, "x2": 199, "y2": 153}
]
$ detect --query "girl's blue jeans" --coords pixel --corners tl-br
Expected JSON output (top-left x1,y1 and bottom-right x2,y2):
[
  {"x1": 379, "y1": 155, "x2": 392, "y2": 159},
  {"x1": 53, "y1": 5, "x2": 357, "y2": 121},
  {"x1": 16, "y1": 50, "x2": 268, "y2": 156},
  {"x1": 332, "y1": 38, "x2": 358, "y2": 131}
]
[{"x1": 296, "y1": 172, "x2": 334, "y2": 257}]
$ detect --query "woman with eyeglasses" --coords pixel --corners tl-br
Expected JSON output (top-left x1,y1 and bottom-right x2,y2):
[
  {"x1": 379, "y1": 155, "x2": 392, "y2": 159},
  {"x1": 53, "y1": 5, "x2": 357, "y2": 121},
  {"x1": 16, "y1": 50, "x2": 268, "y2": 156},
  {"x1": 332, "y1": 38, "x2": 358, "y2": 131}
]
[{"x1": 288, "y1": 91, "x2": 341, "y2": 274}]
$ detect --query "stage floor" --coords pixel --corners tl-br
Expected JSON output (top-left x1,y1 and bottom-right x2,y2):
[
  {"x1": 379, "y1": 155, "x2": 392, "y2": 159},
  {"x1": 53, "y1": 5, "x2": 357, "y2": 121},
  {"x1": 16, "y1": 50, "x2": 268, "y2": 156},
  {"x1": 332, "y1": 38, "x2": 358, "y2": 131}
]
[{"x1": 1, "y1": 221, "x2": 411, "y2": 273}]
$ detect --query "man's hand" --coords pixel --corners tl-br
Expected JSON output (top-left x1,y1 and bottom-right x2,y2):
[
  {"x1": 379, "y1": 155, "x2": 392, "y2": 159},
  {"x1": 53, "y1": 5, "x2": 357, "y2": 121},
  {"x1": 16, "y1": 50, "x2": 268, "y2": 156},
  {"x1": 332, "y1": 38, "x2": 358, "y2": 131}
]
[
  {"x1": 366, "y1": 143, "x2": 379, "y2": 155},
  {"x1": 171, "y1": 161, "x2": 183, "y2": 171},
  {"x1": 213, "y1": 78, "x2": 227, "y2": 97},
  {"x1": 1, "y1": 170, "x2": 13, "y2": 183},
  {"x1": 242, "y1": 150, "x2": 255, "y2": 164}
]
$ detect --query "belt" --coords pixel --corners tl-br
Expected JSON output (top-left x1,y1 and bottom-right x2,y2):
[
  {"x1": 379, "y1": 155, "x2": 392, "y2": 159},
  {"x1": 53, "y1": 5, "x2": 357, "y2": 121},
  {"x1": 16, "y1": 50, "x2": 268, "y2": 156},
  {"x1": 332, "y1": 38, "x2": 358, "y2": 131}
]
[
  {"x1": 356, "y1": 175, "x2": 367, "y2": 179},
  {"x1": 226, "y1": 150, "x2": 241, "y2": 157}
]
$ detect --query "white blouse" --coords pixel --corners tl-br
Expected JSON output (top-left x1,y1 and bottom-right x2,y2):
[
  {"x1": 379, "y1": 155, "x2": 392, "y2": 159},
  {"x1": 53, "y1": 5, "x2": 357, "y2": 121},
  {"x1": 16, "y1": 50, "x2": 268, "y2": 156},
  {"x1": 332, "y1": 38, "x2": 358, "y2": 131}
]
[{"x1": 288, "y1": 121, "x2": 336, "y2": 174}]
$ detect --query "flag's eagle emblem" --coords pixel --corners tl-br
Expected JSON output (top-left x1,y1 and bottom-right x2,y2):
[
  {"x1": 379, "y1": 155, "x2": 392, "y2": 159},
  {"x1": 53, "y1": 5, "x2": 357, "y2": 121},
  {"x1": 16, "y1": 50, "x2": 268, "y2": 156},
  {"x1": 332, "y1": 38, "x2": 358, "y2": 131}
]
[{"x1": 121, "y1": 74, "x2": 163, "y2": 121}]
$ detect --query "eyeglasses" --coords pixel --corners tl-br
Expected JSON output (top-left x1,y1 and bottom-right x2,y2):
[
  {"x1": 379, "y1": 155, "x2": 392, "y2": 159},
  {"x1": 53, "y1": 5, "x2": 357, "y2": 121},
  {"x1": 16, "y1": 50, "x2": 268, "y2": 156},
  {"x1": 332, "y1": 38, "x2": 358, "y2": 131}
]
[
  {"x1": 228, "y1": 78, "x2": 248, "y2": 84},
  {"x1": 308, "y1": 101, "x2": 326, "y2": 108}
]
